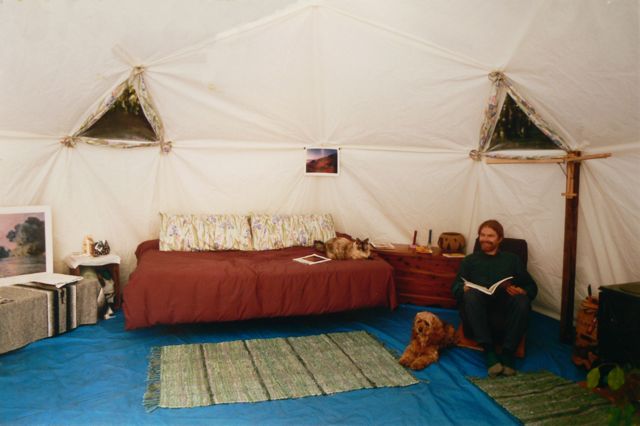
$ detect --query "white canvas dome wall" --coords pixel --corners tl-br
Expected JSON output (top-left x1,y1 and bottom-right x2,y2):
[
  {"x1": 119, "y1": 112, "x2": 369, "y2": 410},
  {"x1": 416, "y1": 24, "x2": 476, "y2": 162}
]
[{"x1": 0, "y1": 0, "x2": 638, "y2": 320}]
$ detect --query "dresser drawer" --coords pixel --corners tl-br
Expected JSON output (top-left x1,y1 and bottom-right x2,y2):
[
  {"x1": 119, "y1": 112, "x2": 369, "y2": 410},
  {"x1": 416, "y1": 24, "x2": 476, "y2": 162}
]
[
  {"x1": 395, "y1": 275, "x2": 457, "y2": 308},
  {"x1": 375, "y1": 244, "x2": 462, "y2": 308},
  {"x1": 382, "y1": 254, "x2": 460, "y2": 275}
]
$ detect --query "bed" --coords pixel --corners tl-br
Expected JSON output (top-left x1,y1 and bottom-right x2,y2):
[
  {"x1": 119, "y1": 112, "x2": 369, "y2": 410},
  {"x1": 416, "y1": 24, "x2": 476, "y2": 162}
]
[{"x1": 123, "y1": 239, "x2": 397, "y2": 330}]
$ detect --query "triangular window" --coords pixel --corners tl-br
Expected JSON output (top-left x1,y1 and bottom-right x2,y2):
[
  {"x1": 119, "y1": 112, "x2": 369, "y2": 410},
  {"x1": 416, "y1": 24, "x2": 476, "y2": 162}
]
[
  {"x1": 78, "y1": 84, "x2": 158, "y2": 141},
  {"x1": 487, "y1": 95, "x2": 558, "y2": 151}
]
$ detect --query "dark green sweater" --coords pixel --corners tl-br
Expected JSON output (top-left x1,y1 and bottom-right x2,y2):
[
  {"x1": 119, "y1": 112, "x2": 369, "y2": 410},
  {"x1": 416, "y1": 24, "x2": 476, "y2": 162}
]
[{"x1": 451, "y1": 250, "x2": 538, "y2": 301}]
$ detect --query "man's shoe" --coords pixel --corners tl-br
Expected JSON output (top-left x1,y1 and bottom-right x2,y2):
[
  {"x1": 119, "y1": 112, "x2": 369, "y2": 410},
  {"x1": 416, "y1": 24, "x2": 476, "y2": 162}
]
[
  {"x1": 502, "y1": 366, "x2": 517, "y2": 376},
  {"x1": 488, "y1": 362, "x2": 504, "y2": 377},
  {"x1": 486, "y1": 350, "x2": 502, "y2": 377},
  {"x1": 500, "y1": 350, "x2": 516, "y2": 377}
]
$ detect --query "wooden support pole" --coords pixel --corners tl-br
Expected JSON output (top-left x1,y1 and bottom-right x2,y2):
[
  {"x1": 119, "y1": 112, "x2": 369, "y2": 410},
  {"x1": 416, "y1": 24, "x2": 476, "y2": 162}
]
[
  {"x1": 560, "y1": 151, "x2": 581, "y2": 343},
  {"x1": 485, "y1": 157, "x2": 566, "y2": 164},
  {"x1": 565, "y1": 153, "x2": 611, "y2": 162},
  {"x1": 484, "y1": 152, "x2": 611, "y2": 165}
]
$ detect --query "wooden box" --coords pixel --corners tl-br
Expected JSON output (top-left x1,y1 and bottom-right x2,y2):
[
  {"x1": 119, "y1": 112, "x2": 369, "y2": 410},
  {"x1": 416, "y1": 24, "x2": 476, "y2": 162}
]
[
  {"x1": 375, "y1": 244, "x2": 463, "y2": 308},
  {"x1": 598, "y1": 282, "x2": 640, "y2": 364}
]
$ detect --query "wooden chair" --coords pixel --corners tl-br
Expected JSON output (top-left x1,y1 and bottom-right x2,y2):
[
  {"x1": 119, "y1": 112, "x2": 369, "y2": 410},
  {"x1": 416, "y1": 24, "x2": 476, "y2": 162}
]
[{"x1": 456, "y1": 237, "x2": 528, "y2": 358}]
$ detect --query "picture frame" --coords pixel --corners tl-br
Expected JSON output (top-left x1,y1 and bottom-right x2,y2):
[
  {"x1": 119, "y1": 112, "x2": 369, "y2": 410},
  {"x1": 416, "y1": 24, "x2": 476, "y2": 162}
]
[
  {"x1": 0, "y1": 205, "x2": 53, "y2": 287},
  {"x1": 305, "y1": 147, "x2": 339, "y2": 176}
]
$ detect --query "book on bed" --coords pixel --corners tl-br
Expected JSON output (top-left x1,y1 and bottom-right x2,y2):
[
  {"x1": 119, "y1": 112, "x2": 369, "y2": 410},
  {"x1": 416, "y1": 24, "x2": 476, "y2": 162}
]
[{"x1": 293, "y1": 254, "x2": 332, "y2": 265}]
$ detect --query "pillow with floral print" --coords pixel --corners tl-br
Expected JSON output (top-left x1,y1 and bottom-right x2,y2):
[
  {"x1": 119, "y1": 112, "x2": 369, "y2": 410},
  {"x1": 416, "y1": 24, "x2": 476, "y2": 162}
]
[
  {"x1": 250, "y1": 213, "x2": 335, "y2": 250},
  {"x1": 159, "y1": 213, "x2": 253, "y2": 251}
]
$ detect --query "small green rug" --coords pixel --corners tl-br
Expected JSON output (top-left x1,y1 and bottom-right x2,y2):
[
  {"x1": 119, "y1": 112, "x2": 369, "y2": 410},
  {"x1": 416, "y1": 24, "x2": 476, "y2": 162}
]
[
  {"x1": 144, "y1": 331, "x2": 418, "y2": 411},
  {"x1": 468, "y1": 370, "x2": 612, "y2": 425}
]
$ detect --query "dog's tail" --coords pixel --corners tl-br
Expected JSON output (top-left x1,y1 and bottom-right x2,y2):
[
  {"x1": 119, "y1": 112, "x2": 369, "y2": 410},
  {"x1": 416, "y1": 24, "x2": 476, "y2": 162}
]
[{"x1": 313, "y1": 240, "x2": 326, "y2": 253}]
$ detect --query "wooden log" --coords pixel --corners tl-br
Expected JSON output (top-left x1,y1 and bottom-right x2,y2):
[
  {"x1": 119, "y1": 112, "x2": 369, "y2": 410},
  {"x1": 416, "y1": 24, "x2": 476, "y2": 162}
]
[
  {"x1": 560, "y1": 151, "x2": 581, "y2": 343},
  {"x1": 484, "y1": 152, "x2": 610, "y2": 165},
  {"x1": 484, "y1": 157, "x2": 565, "y2": 164}
]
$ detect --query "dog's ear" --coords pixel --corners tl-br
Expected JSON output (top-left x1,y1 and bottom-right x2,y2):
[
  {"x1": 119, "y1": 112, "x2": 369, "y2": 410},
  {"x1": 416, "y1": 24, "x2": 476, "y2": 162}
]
[
  {"x1": 411, "y1": 321, "x2": 423, "y2": 344},
  {"x1": 443, "y1": 323, "x2": 457, "y2": 346},
  {"x1": 429, "y1": 316, "x2": 444, "y2": 341},
  {"x1": 411, "y1": 315, "x2": 422, "y2": 340}
]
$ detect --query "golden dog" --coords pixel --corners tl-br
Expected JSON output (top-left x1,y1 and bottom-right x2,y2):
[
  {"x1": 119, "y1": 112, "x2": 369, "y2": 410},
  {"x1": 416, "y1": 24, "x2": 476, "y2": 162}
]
[{"x1": 399, "y1": 311, "x2": 457, "y2": 370}]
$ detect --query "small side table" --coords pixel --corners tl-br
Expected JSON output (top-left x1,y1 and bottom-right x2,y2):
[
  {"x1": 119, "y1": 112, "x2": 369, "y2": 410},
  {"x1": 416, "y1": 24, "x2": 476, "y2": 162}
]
[{"x1": 64, "y1": 253, "x2": 122, "y2": 309}]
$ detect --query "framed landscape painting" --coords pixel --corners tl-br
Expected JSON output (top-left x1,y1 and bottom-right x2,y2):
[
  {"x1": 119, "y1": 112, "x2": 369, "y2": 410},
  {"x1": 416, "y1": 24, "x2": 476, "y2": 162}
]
[
  {"x1": 305, "y1": 147, "x2": 339, "y2": 176},
  {"x1": 0, "y1": 205, "x2": 53, "y2": 287}
]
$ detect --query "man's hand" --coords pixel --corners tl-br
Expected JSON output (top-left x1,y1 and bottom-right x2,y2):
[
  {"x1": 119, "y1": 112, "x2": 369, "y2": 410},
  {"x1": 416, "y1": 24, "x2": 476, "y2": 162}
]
[{"x1": 506, "y1": 285, "x2": 526, "y2": 296}]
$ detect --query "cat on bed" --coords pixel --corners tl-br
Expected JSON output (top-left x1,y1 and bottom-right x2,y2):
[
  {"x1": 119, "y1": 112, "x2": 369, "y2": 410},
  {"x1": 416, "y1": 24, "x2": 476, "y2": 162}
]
[{"x1": 314, "y1": 237, "x2": 372, "y2": 260}]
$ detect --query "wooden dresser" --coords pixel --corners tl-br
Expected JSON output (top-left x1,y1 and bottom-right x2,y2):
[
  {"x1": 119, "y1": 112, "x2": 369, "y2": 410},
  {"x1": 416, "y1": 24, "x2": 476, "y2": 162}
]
[{"x1": 374, "y1": 244, "x2": 463, "y2": 308}]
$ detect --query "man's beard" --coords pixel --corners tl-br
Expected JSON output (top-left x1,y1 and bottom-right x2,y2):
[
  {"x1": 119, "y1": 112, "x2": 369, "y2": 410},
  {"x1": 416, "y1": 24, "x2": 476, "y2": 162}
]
[{"x1": 480, "y1": 241, "x2": 498, "y2": 253}]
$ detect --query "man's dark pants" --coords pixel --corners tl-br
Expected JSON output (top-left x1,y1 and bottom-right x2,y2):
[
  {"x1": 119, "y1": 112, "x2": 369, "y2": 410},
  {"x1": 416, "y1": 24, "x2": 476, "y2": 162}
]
[{"x1": 460, "y1": 289, "x2": 531, "y2": 353}]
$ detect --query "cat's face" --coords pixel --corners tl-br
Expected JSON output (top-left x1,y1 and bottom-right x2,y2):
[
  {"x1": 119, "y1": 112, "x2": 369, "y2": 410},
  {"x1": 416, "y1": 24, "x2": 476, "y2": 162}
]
[{"x1": 355, "y1": 238, "x2": 371, "y2": 258}]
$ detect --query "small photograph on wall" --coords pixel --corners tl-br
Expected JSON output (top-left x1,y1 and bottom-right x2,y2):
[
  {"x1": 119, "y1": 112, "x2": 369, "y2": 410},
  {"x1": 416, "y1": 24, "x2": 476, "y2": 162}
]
[
  {"x1": 305, "y1": 147, "x2": 339, "y2": 176},
  {"x1": 0, "y1": 205, "x2": 53, "y2": 287}
]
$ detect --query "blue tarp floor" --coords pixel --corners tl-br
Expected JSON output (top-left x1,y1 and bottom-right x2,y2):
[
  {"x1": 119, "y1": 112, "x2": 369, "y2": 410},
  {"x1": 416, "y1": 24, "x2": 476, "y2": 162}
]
[{"x1": 0, "y1": 304, "x2": 586, "y2": 425}]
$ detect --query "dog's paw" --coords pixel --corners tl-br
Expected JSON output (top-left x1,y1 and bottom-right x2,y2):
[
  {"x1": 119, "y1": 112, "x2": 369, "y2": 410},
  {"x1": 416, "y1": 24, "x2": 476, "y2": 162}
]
[
  {"x1": 409, "y1": 359, "x2": 429, "y2": 370},
  {"x1": 399, "y1": 353, "x2": 412, "y2": 367}
]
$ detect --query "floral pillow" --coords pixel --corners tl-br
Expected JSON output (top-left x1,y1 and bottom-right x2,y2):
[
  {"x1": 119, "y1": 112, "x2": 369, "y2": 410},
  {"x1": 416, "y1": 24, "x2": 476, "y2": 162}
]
[
  {"x1": 159, "y1": 213, "x2": 253, "y2": 251},
  {"x1": 250, "y1": 213, "x2": 336, "y2": 250}
]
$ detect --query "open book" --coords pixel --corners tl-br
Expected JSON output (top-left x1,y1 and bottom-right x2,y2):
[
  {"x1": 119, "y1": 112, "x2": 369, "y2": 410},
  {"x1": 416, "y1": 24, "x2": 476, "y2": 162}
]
[
  {"x1": 463, "y1": 276, "x2": 514, "y2": 295},
  {"x1": 293, "y1": 254, "x2": 332, "y2": 265},
  {"x1": 30, "y1": 273, "x2": 83, "y2": 288}
]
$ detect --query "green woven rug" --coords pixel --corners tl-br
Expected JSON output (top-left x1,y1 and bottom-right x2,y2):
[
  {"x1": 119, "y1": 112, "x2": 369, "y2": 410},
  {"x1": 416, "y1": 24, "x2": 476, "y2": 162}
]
[
  {"x1": 468, "y1": 370, "x2": 612, "y2": 425},
  {"x1": 144, "y1": 331, "x2": 418, "y2": 411}
]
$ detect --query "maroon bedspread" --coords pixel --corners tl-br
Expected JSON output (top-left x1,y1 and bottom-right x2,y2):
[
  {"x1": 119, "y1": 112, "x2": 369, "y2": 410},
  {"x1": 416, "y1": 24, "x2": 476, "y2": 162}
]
[{"x1": 123, "y1": 240, "x2": 397, "y2": 329}]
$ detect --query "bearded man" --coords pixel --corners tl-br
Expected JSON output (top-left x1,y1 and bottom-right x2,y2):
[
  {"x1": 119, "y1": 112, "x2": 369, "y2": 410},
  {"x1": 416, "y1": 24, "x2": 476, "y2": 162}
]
[{"x1": 452, "y1": 219, "x2": 537, "y2": 377}]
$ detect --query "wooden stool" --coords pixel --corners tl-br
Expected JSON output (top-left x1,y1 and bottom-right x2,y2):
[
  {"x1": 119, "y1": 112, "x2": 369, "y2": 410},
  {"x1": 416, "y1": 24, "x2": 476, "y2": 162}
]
[{"x1": 65, "y1": 253, "x2": 121, "y2": 309}]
